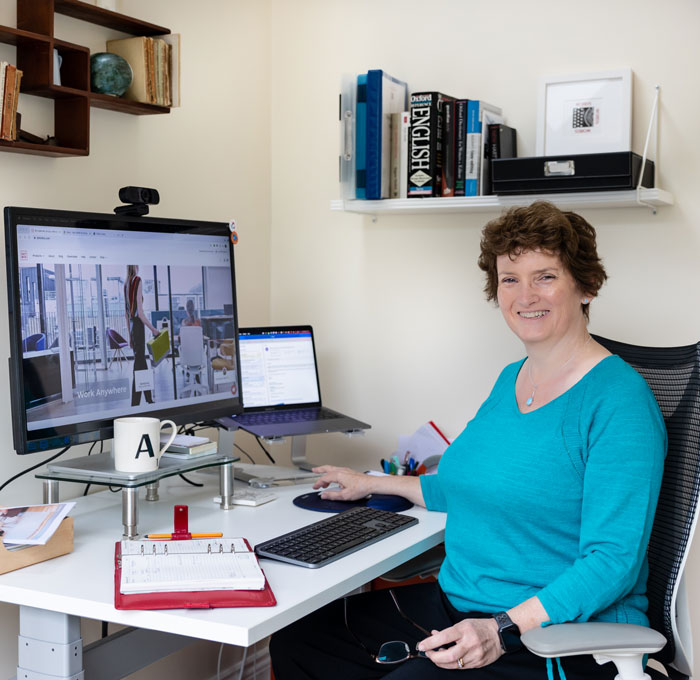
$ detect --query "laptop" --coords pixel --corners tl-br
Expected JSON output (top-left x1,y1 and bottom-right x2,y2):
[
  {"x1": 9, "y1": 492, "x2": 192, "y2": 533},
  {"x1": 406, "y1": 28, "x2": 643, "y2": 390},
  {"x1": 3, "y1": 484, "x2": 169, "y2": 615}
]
[{"x1": 225, "y1": 325, "x2": 370, "y2": 438}]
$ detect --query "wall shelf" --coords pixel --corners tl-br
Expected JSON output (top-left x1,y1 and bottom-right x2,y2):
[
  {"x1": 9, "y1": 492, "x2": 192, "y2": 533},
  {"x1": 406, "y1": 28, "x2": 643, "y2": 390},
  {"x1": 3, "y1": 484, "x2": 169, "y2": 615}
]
[
  {"x1": 331, "y1": 188, "x2": 674, "y2": 216},
  {"x1": 0, "y1": 0, "x2": 172, "y2": 157}
]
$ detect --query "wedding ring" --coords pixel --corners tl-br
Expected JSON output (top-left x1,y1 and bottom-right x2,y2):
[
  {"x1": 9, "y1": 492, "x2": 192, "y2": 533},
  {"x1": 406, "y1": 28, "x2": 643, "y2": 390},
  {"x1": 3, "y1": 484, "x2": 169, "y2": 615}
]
[{"x1": 457, "y1": 657, "x2": 465, "y2": 669}]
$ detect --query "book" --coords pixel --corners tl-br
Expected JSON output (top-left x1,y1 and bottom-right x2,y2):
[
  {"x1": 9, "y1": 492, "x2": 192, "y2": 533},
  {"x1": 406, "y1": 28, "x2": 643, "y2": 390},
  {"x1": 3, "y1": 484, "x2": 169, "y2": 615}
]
[
  {"x1": 486, "y1": 124, "x2": 517, "y2": 195},
  {"x1": 10, "y1": 68, "x2": 22, "y2": 141},
  {"x1": 355, "y1": 73, "x2": 367, "y2": 199},
  {"x1": 399, "y1": 111, "x2": 410, "y2": 199},
  {"x1": 0, "y1": 64, "x2": 17, "y2": 141},
  {"x1": 454, "y1": 99, "x2": 468, "y2": 196},
  {"x1": 390, "y1": 112, "x2": 401, "y2": 198},
  {"x1": 154, "y1": 33, "x2": 180, "y2": 107},
  {"x1": 0, "y1": 62, "x2": 7, "y2": 137},
  {"x1": 160, "y1": 432, "x2": 216, "y2": 456},
  {"x1": 441, "y1": 99, "x2": 456, "y2": 197},
  {"x1": 488, "y1": 123, "x2": 517, "y2": 159},
  {"x1": 118, "y1": 537, "x2": 265, "y2": 594},
  {"x1": 407, "y1": 92, "x2": 455, "y2": 198},
  {"x1": 465, "y1": 100, "x2": 502, "y2": 196},
  {"x1": 365, "y1": 69, "x2": 408, "y2": 200},
  {"x1": 106, "y1": 36, "x2": 171, "y2": 106}
]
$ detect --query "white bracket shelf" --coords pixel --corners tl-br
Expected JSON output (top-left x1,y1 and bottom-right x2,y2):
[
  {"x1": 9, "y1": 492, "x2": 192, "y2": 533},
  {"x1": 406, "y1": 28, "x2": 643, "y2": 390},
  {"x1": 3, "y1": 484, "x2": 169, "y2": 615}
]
[{"x1": 331, "y1": 188, "x2": 673, "y2": 217}]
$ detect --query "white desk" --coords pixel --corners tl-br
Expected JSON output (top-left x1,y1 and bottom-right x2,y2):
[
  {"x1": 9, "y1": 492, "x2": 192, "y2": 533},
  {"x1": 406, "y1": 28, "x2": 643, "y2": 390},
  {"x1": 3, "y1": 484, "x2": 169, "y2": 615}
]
[{"x1": 0, "y1": 474, "x2": 445, "y2": 678}]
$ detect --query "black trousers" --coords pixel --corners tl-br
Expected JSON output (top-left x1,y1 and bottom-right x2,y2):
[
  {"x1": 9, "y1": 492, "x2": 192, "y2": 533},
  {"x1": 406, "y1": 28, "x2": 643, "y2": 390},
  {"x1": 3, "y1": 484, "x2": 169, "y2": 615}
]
[
  {"x1": 130, "y1": 317, "x2": 153, "y2": 406},
  {"x1": 269, "y1": 582, "x2": 623, "y2": 680}
]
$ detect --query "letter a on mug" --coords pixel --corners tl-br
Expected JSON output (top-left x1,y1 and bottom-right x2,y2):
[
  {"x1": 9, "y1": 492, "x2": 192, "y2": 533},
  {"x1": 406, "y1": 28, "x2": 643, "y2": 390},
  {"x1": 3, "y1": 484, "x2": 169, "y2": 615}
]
[{"x1": 135, "y1": 434, "x2": 155, "y2": 459}]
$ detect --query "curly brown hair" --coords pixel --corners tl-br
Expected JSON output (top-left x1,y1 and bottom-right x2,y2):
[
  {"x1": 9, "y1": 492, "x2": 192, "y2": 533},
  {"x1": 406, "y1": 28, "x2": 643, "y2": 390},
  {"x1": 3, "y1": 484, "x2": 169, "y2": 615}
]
[{"x1": 477, "y1": 201, "x2": 607, "y2": 320}]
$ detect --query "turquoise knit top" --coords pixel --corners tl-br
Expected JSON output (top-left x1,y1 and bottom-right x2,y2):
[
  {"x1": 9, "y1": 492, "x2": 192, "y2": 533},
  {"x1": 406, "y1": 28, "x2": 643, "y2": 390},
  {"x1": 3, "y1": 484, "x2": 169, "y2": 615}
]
[{"x1": 421, "y1": 355, "x2": 666, "y2": 625}]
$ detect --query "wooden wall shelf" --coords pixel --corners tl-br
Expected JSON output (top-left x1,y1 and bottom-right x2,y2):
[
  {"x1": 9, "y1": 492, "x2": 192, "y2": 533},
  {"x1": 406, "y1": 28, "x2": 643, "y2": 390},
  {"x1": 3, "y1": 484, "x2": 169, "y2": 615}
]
[{"x1": 0, "y1": 0, "x2": 172, "y2": 157}]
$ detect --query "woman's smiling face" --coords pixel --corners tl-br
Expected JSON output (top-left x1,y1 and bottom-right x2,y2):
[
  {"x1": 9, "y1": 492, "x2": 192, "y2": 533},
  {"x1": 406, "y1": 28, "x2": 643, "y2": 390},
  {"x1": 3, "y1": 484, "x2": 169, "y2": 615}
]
[{"x1": 496, "y1": 249, "x2": 586, "y2": 346}]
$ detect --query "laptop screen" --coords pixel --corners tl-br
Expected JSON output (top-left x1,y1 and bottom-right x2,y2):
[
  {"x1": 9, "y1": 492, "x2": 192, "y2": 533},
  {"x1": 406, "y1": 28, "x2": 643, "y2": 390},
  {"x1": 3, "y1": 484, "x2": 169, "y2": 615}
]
[{"x1": 238, "y1": 327, "x2": 321, "y2": 409}]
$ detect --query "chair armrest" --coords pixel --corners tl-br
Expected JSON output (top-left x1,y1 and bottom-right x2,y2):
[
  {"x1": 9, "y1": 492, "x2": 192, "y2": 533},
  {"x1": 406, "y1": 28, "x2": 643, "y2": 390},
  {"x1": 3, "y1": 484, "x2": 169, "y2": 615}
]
[{"x1": 521, "y1": 622, "x2": 666, "y2": 657}]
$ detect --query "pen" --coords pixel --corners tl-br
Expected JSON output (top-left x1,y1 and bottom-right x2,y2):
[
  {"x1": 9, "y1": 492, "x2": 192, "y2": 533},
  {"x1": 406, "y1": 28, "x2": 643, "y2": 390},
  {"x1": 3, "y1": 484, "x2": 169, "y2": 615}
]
[{"x1": 145, "y1": 532, "x2": 223, "y2": 539}]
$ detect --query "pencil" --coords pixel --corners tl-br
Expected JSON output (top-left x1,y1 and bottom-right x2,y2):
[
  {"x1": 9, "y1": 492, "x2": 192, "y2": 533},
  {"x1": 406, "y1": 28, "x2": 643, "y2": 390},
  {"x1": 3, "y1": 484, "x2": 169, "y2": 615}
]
[{"x1": 145, "y1": 532, "x2": 223, "y2": 539}]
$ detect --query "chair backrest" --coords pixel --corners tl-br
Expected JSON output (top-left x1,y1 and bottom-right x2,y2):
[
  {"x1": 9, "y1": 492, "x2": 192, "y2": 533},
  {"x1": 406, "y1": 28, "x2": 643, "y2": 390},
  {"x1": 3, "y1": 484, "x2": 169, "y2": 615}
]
[
  {"x1": 106, "y1": 328, "x2": 127, "y2": 348},
  {"x1": 180, "y1": 325, "x2": 204, "y2": 367},
  {"x1": 594, "y1": 335, "x2": 700, "y2": 678}
]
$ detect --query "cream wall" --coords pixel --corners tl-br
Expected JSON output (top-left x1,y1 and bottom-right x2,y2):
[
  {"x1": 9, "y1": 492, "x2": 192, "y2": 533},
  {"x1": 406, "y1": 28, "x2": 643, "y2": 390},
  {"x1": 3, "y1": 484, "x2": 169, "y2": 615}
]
[
  {"x1": 0, "y1": 1, "x2": 271, "y2": 678},
  {"x1": 268, "y1": 0, "x2": 700, "y2": 675}
]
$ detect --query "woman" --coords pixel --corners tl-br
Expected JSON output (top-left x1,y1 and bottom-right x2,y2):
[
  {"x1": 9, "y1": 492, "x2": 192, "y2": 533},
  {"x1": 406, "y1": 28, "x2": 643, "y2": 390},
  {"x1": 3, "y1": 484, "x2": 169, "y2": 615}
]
[
  {"x1": 124, "y1": 265, "x2": 159, "y2": 406},
  {"x1": 182, "y1": 298, "x2": 201, "y2": 328},
  {"x1": 269, "y1": 202, "x2": 666, "y2": 679}
]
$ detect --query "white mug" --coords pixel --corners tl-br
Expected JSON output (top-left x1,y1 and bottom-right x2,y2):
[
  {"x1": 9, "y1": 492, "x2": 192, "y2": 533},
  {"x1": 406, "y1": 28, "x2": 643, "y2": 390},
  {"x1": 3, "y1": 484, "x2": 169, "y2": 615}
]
[{"x1": 113, "y1": 417, "x2": 176, "y2": 473}]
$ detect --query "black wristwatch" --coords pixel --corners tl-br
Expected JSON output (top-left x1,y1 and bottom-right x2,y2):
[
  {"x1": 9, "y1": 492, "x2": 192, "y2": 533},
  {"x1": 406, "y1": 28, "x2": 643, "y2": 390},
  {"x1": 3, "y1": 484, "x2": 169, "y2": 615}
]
[{"x1": 493, "y1": 611, "x2": 522, "y2": 653}]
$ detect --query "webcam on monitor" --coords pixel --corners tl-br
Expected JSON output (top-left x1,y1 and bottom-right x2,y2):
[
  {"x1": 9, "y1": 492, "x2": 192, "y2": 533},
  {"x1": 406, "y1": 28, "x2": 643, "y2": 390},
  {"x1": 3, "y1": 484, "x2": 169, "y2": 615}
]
[{"x1": 114, "y1": 186, "x2": 160, "y2": 217}]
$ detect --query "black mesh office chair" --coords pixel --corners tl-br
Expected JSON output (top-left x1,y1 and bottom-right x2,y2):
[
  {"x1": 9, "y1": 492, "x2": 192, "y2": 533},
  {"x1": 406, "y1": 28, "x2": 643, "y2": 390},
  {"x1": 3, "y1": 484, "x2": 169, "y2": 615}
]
[{"x1": 523, "y1": 335, "x2": 700, "y2": 680}]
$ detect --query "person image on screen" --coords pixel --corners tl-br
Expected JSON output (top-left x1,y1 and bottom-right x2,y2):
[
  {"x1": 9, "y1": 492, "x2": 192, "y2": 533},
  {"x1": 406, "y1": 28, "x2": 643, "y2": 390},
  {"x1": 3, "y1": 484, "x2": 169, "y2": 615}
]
[
  {"x1": 268, "y1": 201, "x2": 666, "y2": 680},
  {"x1": 182, "y1": 298, "x2": 201, "y2": 328},
  {"x1": 124, "y1": 265, "x2": 159, "y2": 406}
]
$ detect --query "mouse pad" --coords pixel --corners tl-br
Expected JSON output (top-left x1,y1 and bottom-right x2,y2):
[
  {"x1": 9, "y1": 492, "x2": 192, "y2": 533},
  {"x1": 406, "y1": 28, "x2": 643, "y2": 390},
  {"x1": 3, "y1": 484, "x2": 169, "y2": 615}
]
[{"x1": 293, "y1": 491, "x2": 413, "y2": 513}]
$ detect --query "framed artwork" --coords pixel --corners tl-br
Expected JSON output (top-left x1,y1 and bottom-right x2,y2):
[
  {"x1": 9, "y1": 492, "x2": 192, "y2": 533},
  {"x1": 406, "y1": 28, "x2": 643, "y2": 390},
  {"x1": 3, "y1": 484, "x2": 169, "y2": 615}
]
[{"x1": 536, "y1": 69, "x2": 632, "y2": 156}]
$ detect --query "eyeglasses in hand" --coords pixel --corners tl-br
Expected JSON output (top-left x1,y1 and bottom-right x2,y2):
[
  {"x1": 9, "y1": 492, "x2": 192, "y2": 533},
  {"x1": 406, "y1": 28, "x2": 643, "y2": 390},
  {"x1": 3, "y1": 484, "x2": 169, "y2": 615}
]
[{"x1": 344, "y1": 589, "x2": 430, "y2": 664}]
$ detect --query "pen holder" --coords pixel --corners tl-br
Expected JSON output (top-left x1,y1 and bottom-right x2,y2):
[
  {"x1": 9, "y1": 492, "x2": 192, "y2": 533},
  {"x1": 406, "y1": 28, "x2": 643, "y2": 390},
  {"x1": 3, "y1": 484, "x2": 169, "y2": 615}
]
[{"x1": 0, "y1": 517, "x2": 74, "y2": 576}]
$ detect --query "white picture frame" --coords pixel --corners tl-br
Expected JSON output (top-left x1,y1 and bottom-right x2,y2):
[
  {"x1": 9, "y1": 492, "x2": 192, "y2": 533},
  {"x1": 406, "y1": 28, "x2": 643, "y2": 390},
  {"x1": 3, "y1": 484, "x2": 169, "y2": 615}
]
[{"x1": 536, "y1": 68, "x2": 632, "y2": 156}]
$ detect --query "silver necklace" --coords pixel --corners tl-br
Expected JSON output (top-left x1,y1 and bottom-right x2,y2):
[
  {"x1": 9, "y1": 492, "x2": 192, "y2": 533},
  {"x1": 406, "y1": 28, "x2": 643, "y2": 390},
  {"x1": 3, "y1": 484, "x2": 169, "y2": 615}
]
[{"x1": 526, "y1": 335, "x2": 592, "y2": 407}]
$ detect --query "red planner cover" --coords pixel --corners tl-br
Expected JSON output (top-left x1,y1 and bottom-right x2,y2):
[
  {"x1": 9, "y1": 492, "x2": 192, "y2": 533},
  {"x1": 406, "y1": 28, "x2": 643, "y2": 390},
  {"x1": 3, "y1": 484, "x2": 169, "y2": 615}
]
[
  {"x1": 114, "y1": 504, "x2": 276, "y2": 610},
  {"x1": 113, "y1": 540, "x2": 276, "y2": 610}
]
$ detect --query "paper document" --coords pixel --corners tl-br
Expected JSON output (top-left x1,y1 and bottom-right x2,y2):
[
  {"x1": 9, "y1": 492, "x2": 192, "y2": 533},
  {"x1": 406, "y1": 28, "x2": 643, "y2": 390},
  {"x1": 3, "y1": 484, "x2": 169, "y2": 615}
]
[
  {"x1": 119, "y1": 538, "x2": 265, "y2": 594},
  {"x1": 393, "y1": 421, "x2": 450, "y2": 473},
  {"x1": 0, "y1": 502, "x2": 75, "y2": 546}
]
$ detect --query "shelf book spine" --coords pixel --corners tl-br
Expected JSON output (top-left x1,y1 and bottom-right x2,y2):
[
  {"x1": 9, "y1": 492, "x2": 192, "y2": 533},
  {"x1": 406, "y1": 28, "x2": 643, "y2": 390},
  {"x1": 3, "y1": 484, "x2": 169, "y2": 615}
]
[
  {"x1": 365, "y1": 69, "x2": 408, "y2": 200},
  {"x1": 11, "y1": 69, "x2": 22, "y2": 141},
  {"x1": 465, "y1": 100, "x2": 502, "y2": 196},
  {"x1": 454, "y1": 99, "x2": 468, "y2": 196},
  {"x1": 355, "y1": 73, "x2": 367, "y2": 199},
  {"x1": 408, "y1": 92, "x2": 454, "y2": 198},
  {"x1": 399, "y1": 111, "x2": 410, "y2": 199},
  {"x1": 0, "y1": 62, "x2": 7, "y2": 139},
  {"x1": 488, "y1": 123, "x2": 517, "y2": 160},
  {"x1": 390, "y1": 112, "x2": 401, "y2": 198},
  {"x1": 0, "y1": 64, "x2": 17, "y2": 141},
  {"x1": 441, "y1": 99, "x2": 456, "y2": 197}
]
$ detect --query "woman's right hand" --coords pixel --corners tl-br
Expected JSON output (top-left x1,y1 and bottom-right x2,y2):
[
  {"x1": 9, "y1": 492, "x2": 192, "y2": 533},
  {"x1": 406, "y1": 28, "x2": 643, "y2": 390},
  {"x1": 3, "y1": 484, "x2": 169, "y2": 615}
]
[{"x1": 312, "y1": 465, "x2": 374, "y2": 501}]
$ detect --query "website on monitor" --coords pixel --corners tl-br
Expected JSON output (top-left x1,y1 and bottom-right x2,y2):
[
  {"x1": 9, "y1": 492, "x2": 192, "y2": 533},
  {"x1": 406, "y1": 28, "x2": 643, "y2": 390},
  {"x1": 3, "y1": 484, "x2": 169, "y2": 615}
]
[{"x1": 17, "y1": 224, "x2": 238, "y2": 433}]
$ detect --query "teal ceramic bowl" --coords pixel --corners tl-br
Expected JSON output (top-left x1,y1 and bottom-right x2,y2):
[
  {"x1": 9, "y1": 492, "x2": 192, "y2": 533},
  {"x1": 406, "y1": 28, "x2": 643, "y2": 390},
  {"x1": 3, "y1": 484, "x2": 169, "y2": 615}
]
[{"x1": 90, "y1": 52, "x2": 133, "y2": 96}]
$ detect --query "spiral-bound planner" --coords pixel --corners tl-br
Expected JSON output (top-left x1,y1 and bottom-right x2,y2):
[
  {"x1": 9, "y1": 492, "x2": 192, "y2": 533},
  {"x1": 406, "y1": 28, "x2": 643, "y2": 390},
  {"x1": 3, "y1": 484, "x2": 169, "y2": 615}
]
[
  {"x1": 113, "y1": 505, "x2": 276, "y2": 610},
  {"x1": 119, "y1": 538, "x2": 265, "y2": 593},
  {"x1": 114, "y1": 538, "x2": 276, "y2": 610}
]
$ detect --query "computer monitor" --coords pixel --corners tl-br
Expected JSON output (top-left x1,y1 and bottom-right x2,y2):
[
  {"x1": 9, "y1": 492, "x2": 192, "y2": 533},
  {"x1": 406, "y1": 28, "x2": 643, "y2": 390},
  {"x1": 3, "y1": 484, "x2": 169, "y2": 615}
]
[{"x1": 4, "y1": 206, "x2": 242, "y2": 455}]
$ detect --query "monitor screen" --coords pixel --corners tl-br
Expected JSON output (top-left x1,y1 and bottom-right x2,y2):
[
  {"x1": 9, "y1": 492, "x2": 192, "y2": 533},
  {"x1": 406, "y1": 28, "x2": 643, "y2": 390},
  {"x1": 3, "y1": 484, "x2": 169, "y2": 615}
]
[{"x1": 4, "y1": 206, "x2": 242, "y2": 454}]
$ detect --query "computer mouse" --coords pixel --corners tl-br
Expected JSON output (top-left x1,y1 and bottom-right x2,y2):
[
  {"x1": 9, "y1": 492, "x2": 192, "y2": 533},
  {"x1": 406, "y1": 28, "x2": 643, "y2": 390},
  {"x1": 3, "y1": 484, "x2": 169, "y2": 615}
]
[{"x1": 249, "y1": 477, "x2": 275, "y2": 489}]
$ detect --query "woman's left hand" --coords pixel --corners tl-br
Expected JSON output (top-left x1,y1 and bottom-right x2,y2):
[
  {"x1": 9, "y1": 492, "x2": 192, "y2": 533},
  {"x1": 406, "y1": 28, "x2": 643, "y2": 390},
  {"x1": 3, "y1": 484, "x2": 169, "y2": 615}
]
[{"x1": 417, "y1": 617, "x2": 503, "y2": 670}]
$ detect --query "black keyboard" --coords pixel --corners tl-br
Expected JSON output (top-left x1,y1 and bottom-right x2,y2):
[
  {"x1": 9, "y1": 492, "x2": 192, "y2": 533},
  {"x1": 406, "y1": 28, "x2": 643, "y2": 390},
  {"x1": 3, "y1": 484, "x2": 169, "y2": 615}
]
[
  {"x1": 254, "y1": 506, "x2": 418, "y2": 568},
  {"x1": 236, "y1": 407, "x2": 338, "y2": 426}
]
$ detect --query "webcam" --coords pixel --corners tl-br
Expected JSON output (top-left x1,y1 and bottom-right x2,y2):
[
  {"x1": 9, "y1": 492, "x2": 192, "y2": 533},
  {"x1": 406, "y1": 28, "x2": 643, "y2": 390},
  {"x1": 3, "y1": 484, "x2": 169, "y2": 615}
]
[{"x1": 114, "y1": 186, "x2": 160, "y2": 216}]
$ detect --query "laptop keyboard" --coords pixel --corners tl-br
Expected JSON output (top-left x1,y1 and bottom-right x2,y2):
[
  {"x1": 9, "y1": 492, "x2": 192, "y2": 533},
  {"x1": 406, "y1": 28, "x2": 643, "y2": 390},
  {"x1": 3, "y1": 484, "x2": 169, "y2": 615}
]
[
  {"x1": 254, "y1": 506, "x2": 418, "y2": 568},
  {"x1": 236, "y1": 408, "x2": 338, "y2": 426}
]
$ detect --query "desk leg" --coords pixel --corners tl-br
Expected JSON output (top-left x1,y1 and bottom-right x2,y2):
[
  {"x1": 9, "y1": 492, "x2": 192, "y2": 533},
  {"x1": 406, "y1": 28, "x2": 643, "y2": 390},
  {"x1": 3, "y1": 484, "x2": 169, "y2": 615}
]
[
  {"x1": 121, "y1": 487, "x2": 139, "y2": 539},
  {"x1": 17, "y1": 605, "x2": 84, "y2": 679},
  {"x1": 43, "y1": 479, "x2": 59, "y2": 504},
  {"x1": 290, "y1": 435, "x2": 313, "y2": 470},
  {"x1": 219, "y1": 462, "x2": 234, "y2": 510}
]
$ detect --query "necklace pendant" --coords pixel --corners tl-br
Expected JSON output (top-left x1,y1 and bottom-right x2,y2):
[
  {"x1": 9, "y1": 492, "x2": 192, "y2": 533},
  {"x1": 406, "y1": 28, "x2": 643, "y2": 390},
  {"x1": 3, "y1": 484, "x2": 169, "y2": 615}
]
[{"x1": 526, "y1": 396, "x2": 534, "y2": 406}]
